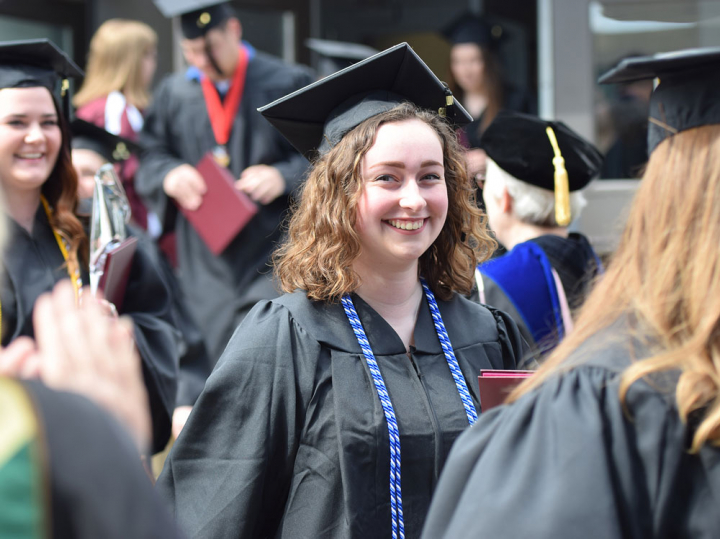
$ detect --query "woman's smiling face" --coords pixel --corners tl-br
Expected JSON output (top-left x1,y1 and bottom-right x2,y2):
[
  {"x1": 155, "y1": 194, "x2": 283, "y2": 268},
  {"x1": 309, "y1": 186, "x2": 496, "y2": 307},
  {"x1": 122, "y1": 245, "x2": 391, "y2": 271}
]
[
  {"x1": 355, "y1": 118, "x2": 448, "y2": 270},
  {"x1": 0, "y1": 87, "x2": 61, "y2": 197}
]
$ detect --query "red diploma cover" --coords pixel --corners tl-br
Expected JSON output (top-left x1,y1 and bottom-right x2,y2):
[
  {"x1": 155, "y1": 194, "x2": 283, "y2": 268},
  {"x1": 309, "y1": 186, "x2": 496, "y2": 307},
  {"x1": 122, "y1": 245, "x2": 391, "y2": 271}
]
[
  {"x1": 179, "y1": 152, "x2": 259, "y2": 255},
  {"x1": 97, "y1": 236, "x2": 138, "y2": 311},
  {"x1": 478, "y1": 370, "x2": 534, "y2": 411}
]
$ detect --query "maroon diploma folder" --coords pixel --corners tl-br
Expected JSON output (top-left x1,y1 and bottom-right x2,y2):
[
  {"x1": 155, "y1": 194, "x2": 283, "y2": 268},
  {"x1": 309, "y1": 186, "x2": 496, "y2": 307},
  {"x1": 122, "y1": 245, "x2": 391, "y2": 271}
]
[
  {"x1": 97, "y1": 236, "x2": 138, "y2": 311},
  {"x1": 179, "y1": 153, "x2": 259, "y2": 255},
  {"x1": 478, "y1": 370, "x2": 534, "y2": 411}
]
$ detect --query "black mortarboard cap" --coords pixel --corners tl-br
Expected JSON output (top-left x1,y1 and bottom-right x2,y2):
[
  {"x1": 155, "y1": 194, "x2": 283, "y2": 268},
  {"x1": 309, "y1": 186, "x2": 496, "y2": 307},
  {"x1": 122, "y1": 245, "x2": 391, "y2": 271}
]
[
  {"x1": 70, "y1": 119, "x2": 141, "y2": 164},
  {"x1": 258, "y1": 42, "x2": 472, "y2": 160},
  {"x1": 0, "y1": 39, "x2": 83, "y2": 118},
  {"x1": 442, "y1": 13, "x2": 503, "y2": 50},
  {"x1": 480, "y1": 111, "x2": 603, "y2": 191},
  {"x1": 152, "y1": 0, "x2": 234, "y2": 39},
  {"x1": 598, "y1": 47, "x2": 720, "y2": 153},
  {"x1": 306, "y1": 38, "x2": 379, "y2": 77}
]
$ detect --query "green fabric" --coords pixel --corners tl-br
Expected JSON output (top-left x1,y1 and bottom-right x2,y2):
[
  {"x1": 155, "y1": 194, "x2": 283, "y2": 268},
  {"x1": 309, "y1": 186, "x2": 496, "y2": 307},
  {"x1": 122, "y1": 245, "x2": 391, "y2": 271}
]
[{"x1": 0, "y1": 440, "x2": 44, "y2": 539}]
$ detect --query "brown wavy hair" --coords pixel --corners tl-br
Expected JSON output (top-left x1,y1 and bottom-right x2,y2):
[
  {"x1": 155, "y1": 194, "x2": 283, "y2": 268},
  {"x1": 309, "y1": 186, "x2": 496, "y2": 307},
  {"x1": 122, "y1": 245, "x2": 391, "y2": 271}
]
[
  {"x1": 41, "y1": 96, "x2": 88, "y2": 269},
  {"x1": 73, "y1": 19, "x2": 157, "y2": 110},
  {"x1": 274, "y1": 102, "x2": 496, "y2": 302},
  {"x1": 510, "y1": 124, "x2": 720, "y2": 451}
]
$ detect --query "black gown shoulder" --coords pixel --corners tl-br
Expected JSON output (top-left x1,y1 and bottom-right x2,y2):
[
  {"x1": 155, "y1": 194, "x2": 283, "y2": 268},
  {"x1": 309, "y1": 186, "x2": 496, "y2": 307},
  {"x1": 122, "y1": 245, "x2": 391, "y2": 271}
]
[
  {"x1": 421, "y1": 336, "x2": 720, "y2": 539},
  {"x1": 0, "y1": 378, "x2": 181, "y2": 539}
]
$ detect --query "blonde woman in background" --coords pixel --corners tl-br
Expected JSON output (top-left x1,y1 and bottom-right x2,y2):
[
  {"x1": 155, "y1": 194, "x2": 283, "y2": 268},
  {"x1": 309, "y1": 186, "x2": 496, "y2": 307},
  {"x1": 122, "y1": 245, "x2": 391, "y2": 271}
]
[{"x1": 74, "y1": 18, "x2": 157, "y2": 232}]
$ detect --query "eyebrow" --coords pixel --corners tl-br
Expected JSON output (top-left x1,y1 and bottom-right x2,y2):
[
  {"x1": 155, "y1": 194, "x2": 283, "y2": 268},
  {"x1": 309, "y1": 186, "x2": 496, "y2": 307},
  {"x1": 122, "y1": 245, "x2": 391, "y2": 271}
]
[
  {"x1": 370, "y1": 160, "x2": 443, "y2": 169},
  {"x1": 3, "y1": 113, "x2": 58, "y2": 119}
]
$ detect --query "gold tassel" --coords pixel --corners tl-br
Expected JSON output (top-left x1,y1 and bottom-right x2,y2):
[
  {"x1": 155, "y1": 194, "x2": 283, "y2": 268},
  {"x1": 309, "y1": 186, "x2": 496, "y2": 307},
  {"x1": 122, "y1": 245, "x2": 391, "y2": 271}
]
[{"x1": 545, "y1": 126, "x2": 571, "y2": 226}]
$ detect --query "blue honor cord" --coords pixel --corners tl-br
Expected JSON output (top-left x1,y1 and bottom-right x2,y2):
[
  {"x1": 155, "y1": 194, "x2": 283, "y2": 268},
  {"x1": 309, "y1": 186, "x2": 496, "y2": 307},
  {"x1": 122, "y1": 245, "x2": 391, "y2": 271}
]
[{"x1": 341, "y1": 278, "x2": 478, "y2": 539}]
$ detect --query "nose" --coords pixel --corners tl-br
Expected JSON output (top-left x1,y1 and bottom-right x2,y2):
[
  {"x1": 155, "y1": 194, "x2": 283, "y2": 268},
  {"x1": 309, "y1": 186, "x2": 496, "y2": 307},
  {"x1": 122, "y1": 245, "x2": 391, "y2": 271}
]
[
  {"x1": 399, "y1": 180, "x2": 427, "y2": 212},
  {"x1": 24, "y1": 122, "x2": 44, "y2": 144}
]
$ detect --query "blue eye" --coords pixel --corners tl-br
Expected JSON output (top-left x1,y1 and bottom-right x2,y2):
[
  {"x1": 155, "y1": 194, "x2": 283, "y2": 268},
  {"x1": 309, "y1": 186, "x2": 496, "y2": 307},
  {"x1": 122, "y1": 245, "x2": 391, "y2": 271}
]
[{"x1": 422, "y1": 173, "x2": 442, "y2": 181}]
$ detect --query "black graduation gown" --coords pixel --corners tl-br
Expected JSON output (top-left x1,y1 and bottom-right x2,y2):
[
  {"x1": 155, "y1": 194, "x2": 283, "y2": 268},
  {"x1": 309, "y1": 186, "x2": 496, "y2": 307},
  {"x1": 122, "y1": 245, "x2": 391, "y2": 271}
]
[
  {"x1": 6, "y1": 379, "x2": 182, "y2": 539},
  {"x1": 0, "y1": 206, "x2": 179, "y2": 453},
  {"x1": 136, "y1": 50, "x2": 314, "y2": 364},
  {"x1": 474, "y1": 233, "x2": 600, "y2": 350},
  {"x1": 157, "y1": 290, "x2": 527, "y2": 539},
  {"x1": 129, "y1": 224, "x2": 212, "y2": 407},
  {"x1": 421, "y1": 334, "x2": 720, "y2": 539}
]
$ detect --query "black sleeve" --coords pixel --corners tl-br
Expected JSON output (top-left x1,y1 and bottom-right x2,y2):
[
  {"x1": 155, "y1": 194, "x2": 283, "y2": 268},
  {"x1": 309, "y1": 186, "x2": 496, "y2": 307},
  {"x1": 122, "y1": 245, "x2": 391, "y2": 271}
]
[
  {"x1": 121, "y1": 238, "x2": 180, "y2": 453},
  {"x1": 488, "y1": 306, "x2": 534, "y2": 369},
  {"x1": 24, "y1": 381, "x2": 183, "y2": 539},
  {"x1": 136, "y1": 76, "x2": 186, "y2": 231},
  {"x1": 156, "y1": 300, "x2": 319, "y2": 539}
]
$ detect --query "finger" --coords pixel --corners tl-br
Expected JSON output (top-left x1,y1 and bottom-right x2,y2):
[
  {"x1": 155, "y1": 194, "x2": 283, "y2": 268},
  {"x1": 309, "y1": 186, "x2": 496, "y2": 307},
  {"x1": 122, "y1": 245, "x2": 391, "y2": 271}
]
[
  {"x1": 0, "y1": 337, "x2": 37, "y2": 377},
  {"x1": 19, "y1": 352, "x2": 41, "y2": 379}
]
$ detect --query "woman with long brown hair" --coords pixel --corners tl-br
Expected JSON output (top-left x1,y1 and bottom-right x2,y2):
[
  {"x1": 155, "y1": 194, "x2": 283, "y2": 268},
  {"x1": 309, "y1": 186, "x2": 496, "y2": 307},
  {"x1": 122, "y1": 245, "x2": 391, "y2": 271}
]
[
  {"x1": 157, "y1": 44, "x2": 526, "y2": 539},
  {"x1": 422, "y1": 48, "x2": 720, "y2": 538},
  {"x1": 0, "y1": 39, "x2": 179, "y2": 455}
]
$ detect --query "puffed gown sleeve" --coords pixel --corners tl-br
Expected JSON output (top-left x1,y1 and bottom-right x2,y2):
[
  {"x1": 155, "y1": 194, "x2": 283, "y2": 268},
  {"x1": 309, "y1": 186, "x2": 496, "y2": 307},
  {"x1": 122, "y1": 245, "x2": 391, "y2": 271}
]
[
  {"x1": 156, "y1": 300, "x2": 318, "y2": 538},
  {"x1": 421, "y1": 359, "x2": 720, "y2": 538}
]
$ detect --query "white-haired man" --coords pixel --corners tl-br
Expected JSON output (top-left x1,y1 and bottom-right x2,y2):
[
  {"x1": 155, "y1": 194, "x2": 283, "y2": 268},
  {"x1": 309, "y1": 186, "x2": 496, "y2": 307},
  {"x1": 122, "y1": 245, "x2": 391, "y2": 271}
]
[{"x1": 475, "y1": 111, "x2": 604, "y2": 354}]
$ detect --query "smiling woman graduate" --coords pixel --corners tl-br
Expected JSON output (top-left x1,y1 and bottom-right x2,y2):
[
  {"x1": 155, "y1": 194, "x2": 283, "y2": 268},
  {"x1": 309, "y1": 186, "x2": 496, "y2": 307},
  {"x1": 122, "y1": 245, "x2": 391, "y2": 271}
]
[
  {"x1": 0, "y1": 39, "x2": 179, "y2": 454},
  {"x1": 157, "y1": 43, "x2": 527, "y2": 539}
]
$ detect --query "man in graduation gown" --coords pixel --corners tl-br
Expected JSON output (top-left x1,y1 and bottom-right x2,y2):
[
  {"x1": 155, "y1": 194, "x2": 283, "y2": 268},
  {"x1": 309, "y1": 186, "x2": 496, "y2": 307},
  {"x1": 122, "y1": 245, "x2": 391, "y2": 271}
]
[
  {"x1": 138, "y1": 1, "x2": 314, "y2": 363},
  {"x1": 473, "y1": 111, "x2": 604, "y2": 354}
]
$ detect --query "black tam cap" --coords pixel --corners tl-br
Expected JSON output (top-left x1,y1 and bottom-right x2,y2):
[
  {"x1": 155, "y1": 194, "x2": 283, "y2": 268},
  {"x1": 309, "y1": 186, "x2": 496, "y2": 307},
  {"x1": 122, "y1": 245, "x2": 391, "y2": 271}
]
[
  {"x1": 70, "y1": 119, "x2": 141, "y2": 164},
  {"x1": 598, "y1": 47, "x2": 720, "y2": 154},
  {"x1": 0, "y1": 39, "x2": 83, "y2": 118},
  {"x1": 152, "y1": 0, "x2": 234, "y2": 39},
  {"x1": 442, "y1": 13, "x2": 503, "y2": 50},
  {"x1": 480, "y1": 111, "x2": 603, "y2": 191},
  {"x1": 258, "y1": 42, "x2": 472, "y2": 161}
]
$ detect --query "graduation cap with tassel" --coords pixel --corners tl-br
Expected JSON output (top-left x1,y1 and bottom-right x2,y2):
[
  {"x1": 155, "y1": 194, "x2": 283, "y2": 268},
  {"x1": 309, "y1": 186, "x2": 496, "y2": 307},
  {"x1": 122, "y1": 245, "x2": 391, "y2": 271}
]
[{"x1": 479, "y1": 111, "x2": 604, "y2": 226}]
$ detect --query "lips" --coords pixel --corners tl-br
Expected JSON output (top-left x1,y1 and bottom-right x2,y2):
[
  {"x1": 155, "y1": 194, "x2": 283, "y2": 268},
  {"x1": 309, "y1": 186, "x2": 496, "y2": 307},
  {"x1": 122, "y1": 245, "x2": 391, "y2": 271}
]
[
  {"x1": 16, "y1": 153, "x2": 44, "y2": 160},
  {"x1": 386, "y1": 218, "x2": 426, "y2": 231}
]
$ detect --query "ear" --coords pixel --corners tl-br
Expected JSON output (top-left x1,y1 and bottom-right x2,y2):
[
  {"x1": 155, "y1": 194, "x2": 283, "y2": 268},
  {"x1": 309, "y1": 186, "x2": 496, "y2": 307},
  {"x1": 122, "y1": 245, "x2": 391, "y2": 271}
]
[{"x1": 499, "y1": 187, "x2": 513, "y2": 214}]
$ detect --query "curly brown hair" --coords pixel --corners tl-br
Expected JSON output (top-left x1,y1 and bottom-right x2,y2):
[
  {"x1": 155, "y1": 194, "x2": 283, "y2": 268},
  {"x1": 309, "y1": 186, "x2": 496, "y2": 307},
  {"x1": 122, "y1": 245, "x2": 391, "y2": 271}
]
[
  {"x1": 41, "y1": 97, "x2": 88, "y2": 268},
  {"x1": 274, "y1": 102, "x2": 496, "y2": 302}
]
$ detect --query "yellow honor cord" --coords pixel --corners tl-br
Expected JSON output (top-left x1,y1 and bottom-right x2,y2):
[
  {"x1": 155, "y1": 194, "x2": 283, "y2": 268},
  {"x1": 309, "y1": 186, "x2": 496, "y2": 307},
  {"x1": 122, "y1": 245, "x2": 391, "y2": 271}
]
[{"x1": 545, "y1": 126, "x2": 571, "y2": 227}]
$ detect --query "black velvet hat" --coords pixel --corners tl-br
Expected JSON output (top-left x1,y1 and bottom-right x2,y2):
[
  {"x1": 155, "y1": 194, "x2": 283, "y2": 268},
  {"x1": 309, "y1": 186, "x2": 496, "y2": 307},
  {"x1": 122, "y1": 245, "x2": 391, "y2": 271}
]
[
  {"x1": 480, "y1": 111, "x2": 603, "y2": 191},
  {"x1": 152, "y1": 0, "x2": 234, "y2": 39},
  {"x1": 442, "y1": 13, "x2": 503, "y2": 50},
  {"x1": 258, "y1": 42, "x2": 472, "y2": 161},
  {"x1": 598, "y1": 47, "x2": 720, "y2": 154},
  {"x1": 70, "y1": 119, "x2": 141, "y2": 164},
  {"x1": 0, "y1": 39, "x2": 83, "y2": 118}
]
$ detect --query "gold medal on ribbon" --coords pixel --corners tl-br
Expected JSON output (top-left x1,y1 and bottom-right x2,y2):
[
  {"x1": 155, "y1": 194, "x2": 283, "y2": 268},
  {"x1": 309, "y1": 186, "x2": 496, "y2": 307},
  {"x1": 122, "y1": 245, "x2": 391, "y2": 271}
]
[{"x1": 212, "y1": 145, "x2": 231, "y2": 168}]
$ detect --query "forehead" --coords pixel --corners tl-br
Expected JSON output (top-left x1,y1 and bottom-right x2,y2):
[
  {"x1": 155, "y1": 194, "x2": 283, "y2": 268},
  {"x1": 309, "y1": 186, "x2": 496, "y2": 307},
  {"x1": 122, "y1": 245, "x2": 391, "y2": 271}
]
[
  {"x1": 0, "y1": 86, "x2": 56, "y2": 113},
  {"x1": 364, "y1": 119, "x2": 443, "y2": 163},
  {"x1": 450, "y1": 43, "x2": 483, "y2": 60}
]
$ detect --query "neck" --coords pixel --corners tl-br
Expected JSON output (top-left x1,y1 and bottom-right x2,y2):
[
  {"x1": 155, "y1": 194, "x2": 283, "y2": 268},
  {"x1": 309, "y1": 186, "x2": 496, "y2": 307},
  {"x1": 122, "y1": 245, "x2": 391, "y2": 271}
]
[
  {"x1": 353, "y1": 259, "x2": 423, "y2": 350},
  {"x1": 3, "y1": 187, "x2": 41, "y2": 233},
  {"x1": 500, "y1": 220, "x2": 568, "y2": 250}
]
